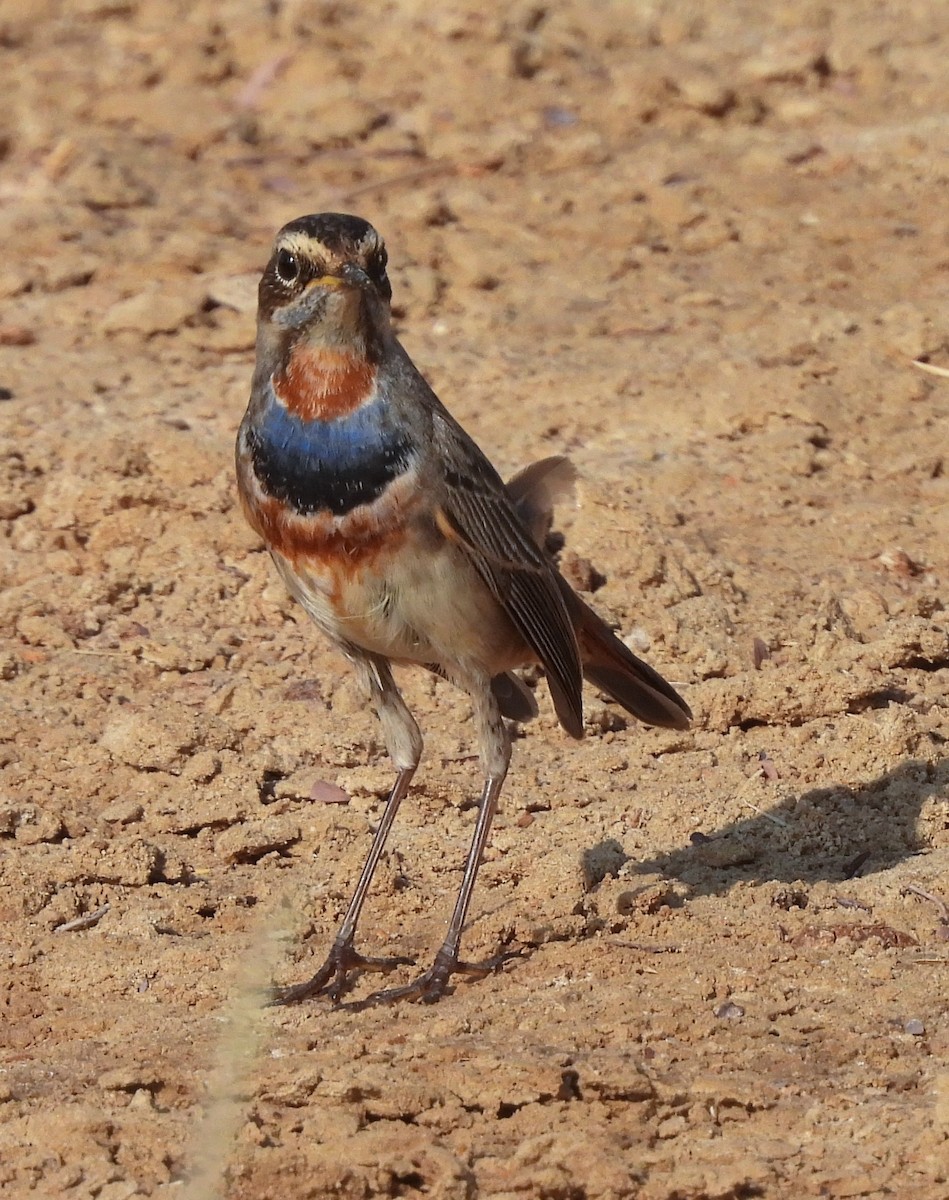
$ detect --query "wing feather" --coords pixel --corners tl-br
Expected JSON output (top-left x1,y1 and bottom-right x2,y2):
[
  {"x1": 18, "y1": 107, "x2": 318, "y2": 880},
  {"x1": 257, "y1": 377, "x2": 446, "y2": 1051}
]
[{"x1": 432, "y1": 416, "x2": 585, "y2": 738}]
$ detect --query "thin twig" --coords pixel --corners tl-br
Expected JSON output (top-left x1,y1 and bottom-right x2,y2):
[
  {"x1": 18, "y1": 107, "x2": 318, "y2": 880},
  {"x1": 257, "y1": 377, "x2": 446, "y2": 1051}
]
[
  {"x1": 610, "y1": 941, "x2": 680, "y2": 954},
  {"x1": 740, "y1": 798, "x2": 789, "y2": 827},
  {"x1": 903, "y1": 883, "x2": 949, "y2": 924},
  {"x1": 54, "y1": 904, "x2": 110, "y2": 933},
  {"x1": 911, "y1": 359, "x2": 949, "y2": 379},
  {"x1": 735, "y1": 768, "x2": 789, "y2": 827},
  {"x1": 234, "y1": 53, "x2": 294, "y2": 111}
]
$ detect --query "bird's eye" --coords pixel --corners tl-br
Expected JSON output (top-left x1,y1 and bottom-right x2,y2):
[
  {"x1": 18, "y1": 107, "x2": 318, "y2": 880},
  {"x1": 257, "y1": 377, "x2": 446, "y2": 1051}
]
[
  {"x1": 368, "y1": 249, "x2": 392, "y2": 300},
  {"x1": 275, "y1": 249, "x2": 300, "y2": 284}
]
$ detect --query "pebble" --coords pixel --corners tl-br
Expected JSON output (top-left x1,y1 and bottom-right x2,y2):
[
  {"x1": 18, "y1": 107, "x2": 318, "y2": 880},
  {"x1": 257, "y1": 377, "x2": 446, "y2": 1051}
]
[
  {"x1": 13, "y1": 806, "x2": 64, "y2": 845},
  {"x1": 103, "y1": 284, "x2": 201, "y2": 335},
  {"x1": 99, "y1": 799, "x2": 145, "y2": 825},
  {"x1": 581, "y1": 838, "x2": 628, "y2": 891},
  {"x1": 215, "y1": 816, "x2": 301, "y2": 863},
  {"x1": 98, "y1": 1067, "x2": 163, "y2": 1092}
]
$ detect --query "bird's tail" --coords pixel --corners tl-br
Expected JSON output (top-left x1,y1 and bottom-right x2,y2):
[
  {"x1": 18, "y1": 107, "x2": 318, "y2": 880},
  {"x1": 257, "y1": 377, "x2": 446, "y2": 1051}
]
[
  {"x1": 507, "y1": 454, "x2": 691, "y2": 733},
  {"x1": 564, "y1": 584, "x2": 691, "y2": 730}
]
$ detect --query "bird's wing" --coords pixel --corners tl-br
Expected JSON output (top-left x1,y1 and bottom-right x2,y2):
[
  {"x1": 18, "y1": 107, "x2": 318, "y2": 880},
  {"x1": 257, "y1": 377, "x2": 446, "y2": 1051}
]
[
  {"x1": 431, "y1": 413, "x2": 584, "y2": 738},
  {"x1": 508, "y1": 454, "x2": 690, "y2": 731},
  {"x1": 504, "y1": 455, "x2": 577, "y2": 546}
]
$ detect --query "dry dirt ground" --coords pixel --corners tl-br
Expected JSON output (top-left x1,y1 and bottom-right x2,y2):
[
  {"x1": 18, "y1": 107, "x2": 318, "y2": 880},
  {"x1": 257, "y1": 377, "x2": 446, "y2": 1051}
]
[{"x1": 2, "y1": 2, "x2": 949, "y2": 1197}]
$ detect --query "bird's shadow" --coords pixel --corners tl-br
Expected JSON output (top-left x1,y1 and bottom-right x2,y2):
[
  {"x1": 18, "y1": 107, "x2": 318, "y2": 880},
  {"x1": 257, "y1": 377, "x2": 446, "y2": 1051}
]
[{"x1": 621, "y1": 756, "x2": 946, "y2": 898}]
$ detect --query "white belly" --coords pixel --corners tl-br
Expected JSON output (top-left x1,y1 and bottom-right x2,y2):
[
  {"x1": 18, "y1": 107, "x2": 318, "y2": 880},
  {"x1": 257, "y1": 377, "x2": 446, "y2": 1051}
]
[{"x1": 272, "y1": 539, "x2": 525, "y2": 674}]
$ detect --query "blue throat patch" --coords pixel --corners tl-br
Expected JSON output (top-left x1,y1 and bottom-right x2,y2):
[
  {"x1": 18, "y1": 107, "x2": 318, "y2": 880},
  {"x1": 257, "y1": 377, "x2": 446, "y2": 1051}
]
[{"x1": 249, "y1": 393, "x2": 414, "y2": 516}]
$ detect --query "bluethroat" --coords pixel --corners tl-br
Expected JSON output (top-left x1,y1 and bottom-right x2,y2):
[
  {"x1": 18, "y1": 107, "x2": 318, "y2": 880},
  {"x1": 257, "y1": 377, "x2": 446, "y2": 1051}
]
[{"x1": 236, "y1": 213, "x2": 691, "y2": 1004}]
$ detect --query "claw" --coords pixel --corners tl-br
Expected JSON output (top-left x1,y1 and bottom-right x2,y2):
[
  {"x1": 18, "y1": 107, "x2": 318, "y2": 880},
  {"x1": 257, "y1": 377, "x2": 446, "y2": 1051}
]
[
  {"x1": 270, "y1": 941, "x2": 415, "y2": 1006},
  {"x1": 366, "y1": 945, "x2": 524, "y2": 1006}
]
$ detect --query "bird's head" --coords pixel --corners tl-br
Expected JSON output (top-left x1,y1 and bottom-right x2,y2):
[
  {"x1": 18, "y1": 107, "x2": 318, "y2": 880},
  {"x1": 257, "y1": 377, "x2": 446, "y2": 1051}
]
[{"x1": 256, "y1": 213, "x2": 393, "y2": 363}]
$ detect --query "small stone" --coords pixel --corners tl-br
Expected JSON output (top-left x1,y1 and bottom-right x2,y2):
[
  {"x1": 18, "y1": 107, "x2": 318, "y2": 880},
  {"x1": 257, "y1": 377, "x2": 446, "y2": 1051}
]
[
  {"x1": 0, "y1": 270, "x2": 32, "y2": 298},
  {"x1": 0, "y1": 325, "x2": 35, "y2": 345},
  {"x1": 879, "y1": 301, "x2": 942, "y2": 360},
  {"x1": 99, "y1": 799, "x2": 145, "y2": 825},
  {"x1": 581, "y1": 838, "x2": 628, "y2": 891},
  {"x1": 307, "y1": 779, "x2": 351, "y2": 805},
  {"x1": 98, "y1": 1067, "x2": 163, "y2": 1092},
  {"x1": 103, "y1": 285, "x2": 201, "y2": 335},
  {"x1": 692, "y1": 838, "x2": 758, "y2": 869},
  {"x1": 877, "y1": 547, "x2": 922, "y2": 577},
  {"x1": 91, "y1": 1181, "x2": 140, "y2": 1200},
  {"x1": 37, "y1": 252, "x2": 97, "y2": 292},
  {"x1": 101, "y1": 707, "x2": 234, "y2": 773},
  {"x1": 561, "y1": 552, "x2": 604, "y2": 594},
  {"x1": 741, "y1": 35, "x2": 827, "y2": 83},
  {"x1": 675, "y1": 73, "x2": 735, "y2": 117},
  {"x1": 624, "y1": 627, "x2": 652, "y2": 654},
  {"x1": 63, "y1": 143, "x2": 154, "y2": 209},
  {"x1": 183, "y1": 310, "x2": 255, "y2": 354},
  {"x1": 70, "y1": 838, "x2": 161, "y2": 887},
  {"x1": 656, "y1": 1114, "x2": 688, "y2": 1139},
  {"x1": 344, "y1": 765, "x2": 395, "y2": 799},
  {"x1": 616, "y1": 881, "x2": 682, "y2": 915},
  {"x1": 282, "y1": 679, "x2": 325, "y2": 703},
  {"x1": 215, "y1": 816, "x2": 301, "y2": 863},
  {"x1": 397, "y1": 264, "x2": 441, "y2": 311},
  {"x1": 904, "y1": 1019, "x2": 925, "y2": 1037},
  {"x1": 678, "y1": 290, "x2": 721, "y2": 308},
  {"x1": 13, "y1": 806, "x2": 64, "y2": 845},
  {"x1": 542, "y1": 127, "x2": 609, "y2": 171},
  {"x1": 204, "y1": 272, "x2": 259, "y2": 314},
  {"x1": 714, "y1": 1001, "x2": 745, "y2": 1020},
  {"x1": 16, "y1": 614, "x2": 74, "y2": 648}
]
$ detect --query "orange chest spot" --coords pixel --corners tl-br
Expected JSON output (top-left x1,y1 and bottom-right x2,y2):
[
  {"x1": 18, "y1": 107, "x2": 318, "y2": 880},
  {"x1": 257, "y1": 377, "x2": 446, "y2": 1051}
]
[
  {"x1": 247, "y1": 493, "x2": 408, "y2": 585},
  {"x1": 273, "y1": 347, "x2": 376, "y2": 420}
]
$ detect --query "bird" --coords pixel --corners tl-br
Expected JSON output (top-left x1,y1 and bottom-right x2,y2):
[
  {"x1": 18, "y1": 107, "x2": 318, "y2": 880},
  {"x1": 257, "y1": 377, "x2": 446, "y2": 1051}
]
[{"x1": 235, "y1": 212, "x2": 691, "y2": 1005}]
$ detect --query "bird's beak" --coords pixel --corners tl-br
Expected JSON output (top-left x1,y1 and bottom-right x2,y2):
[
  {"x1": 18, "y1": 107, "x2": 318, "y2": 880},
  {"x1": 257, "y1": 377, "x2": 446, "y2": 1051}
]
[
  {"x1": 301, "y1": 263, "x2": 371, "y2": 292},
  {"x1": 340, "y1": 263, "x2": 372, "y2": 289},
  {"x1": 301, "y1": 273, "x2": 343, "y2": 291}
]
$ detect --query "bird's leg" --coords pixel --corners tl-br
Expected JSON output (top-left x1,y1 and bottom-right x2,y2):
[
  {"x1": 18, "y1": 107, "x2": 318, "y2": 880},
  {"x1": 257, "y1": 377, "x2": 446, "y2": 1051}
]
[
  {"x1": 271, "y1": 765, "x2": 416, "y2": 1004},
  {"x1": 369, "y1": 774, "x2": 516, "y2": 1004},
  {"x1": 369, "y1": 673, "x2": 521, "y2": 1005},
  {"x1": 272, "y1": 656, "x2": 422, "y2": 1005}
]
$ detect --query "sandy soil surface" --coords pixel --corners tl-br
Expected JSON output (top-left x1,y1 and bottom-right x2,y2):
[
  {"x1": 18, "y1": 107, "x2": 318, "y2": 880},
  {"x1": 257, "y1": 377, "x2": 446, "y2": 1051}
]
[{"x1": 2, "y1": 2, "x2": 948, "y2": 1197}]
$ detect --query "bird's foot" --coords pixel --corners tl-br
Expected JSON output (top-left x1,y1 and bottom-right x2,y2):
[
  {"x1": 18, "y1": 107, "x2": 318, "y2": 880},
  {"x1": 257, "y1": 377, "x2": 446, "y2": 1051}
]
[
  {"x1": 270, "y1": 939, "x2": 415, "y2": 1006},
  {"x1": 366, "y1": 944, "x2": 525, "y2": 1006}
]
